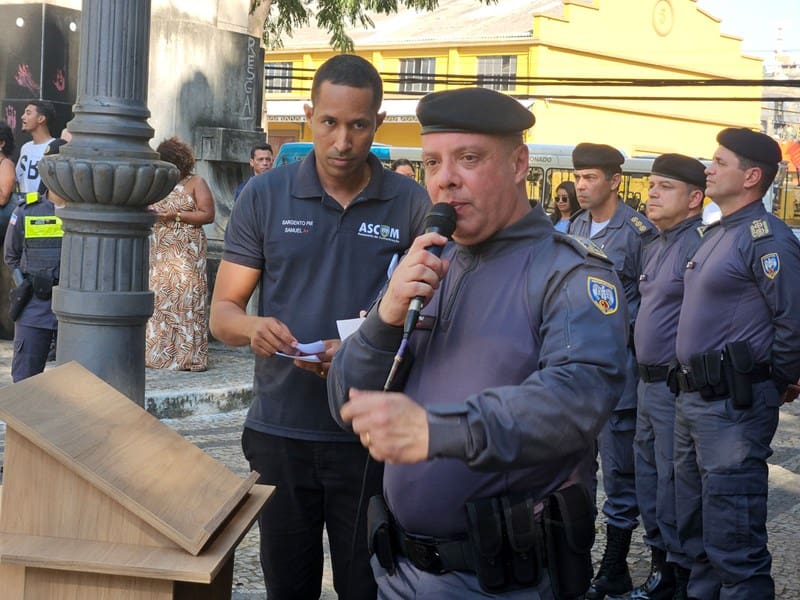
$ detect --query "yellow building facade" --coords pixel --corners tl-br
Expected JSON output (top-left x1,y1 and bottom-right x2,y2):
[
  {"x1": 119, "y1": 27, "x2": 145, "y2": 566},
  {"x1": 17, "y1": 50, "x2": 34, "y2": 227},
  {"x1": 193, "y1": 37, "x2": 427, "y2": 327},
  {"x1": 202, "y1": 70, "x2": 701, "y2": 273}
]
[{"x1": 264, "y1": 0, "x2": 763, "y2": 159}]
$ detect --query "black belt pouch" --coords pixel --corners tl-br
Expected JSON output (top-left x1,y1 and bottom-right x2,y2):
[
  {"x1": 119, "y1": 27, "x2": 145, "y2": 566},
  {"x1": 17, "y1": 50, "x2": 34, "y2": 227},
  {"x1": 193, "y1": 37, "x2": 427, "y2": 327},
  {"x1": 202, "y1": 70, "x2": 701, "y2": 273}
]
[
  {"x1": 543, "y1": 484, "x2": 595, "y2": 599},
  {"x1": 501, "y1": 494, "x2": 542, "y2": 587},
  {"x1": 666, "y1": 358, "x2": 680, "y2": 394},
  {"x1": 367, "y1": 495, "x2": 396, "y2": 575},
  {"x1": 466, "y1": 496, "x2": 507, "y2": 592},
  {"x1": 32, "y1": 269, "x2": 55, "y2": 300},
  {"x1": 724, "y1": 341, "x2": 755, "y2": 409}
]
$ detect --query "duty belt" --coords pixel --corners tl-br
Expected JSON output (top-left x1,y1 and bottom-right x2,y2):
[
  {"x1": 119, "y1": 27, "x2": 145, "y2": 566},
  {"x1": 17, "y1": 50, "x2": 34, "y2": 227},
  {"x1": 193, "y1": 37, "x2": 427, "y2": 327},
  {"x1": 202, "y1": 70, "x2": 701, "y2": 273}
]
[
  {"x1": 394, "y1": 527, "x2": 475, "y2": 574},
  {"x1": 676, "y1": 363, "x2": 771, "y2": 394},
  {"x1": 638, "y1": 363, "x2": 669, "y2": 383}
]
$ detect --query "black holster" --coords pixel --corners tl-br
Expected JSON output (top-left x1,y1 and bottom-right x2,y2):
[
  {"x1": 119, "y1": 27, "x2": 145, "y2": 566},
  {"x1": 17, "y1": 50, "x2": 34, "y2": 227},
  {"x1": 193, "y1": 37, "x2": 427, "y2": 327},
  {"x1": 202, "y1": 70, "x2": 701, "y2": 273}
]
[
  {"x1": 723, "y1": 341, "x2": 755, "y2": 409},
  {"x1": 367, "y1": 495, "x2": 397, "y2": 575},
  {"x1": 543, "y1": 484, "x2": 595, "y2": 599},
  {"x1": 8, "y1": 277, "x2": 33, "y2": 321}
]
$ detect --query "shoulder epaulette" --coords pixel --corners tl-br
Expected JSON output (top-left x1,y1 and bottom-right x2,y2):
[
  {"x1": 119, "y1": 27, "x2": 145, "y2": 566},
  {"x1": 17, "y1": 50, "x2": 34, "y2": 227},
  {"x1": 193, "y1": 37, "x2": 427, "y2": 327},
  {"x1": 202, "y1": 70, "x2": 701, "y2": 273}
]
[
  {"x1": 557, "y1": 234, "x2": 610, "y2": 262},
  {"x1": 629, "y1": 214, "x2": 651, "y2": 235},
  {"x1": 749, "y1": 218, "x2": 772, "y2": 240},
  {"x1": 569, "y1": 208, "x2": 586, "y2": 222}
]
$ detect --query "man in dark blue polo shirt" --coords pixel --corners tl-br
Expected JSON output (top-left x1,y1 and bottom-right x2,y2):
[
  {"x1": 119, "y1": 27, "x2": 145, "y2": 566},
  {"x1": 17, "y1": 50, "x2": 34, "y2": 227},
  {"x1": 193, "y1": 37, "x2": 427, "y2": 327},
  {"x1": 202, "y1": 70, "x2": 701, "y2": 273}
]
[{"x1": 210, "y1": 55, "x2": 430, "y2": 600}]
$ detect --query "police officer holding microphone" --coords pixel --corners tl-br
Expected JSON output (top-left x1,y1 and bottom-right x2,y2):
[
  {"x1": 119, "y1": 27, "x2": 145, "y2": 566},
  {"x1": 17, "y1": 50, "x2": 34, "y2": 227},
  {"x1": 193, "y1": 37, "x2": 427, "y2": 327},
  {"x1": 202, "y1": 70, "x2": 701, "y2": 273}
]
[
  {"x1": 328, "y1": 87, "x2": 630, "y2": 599},
  {"x1": 673, "y1": 128, "x2": 800, "y2": 598}
]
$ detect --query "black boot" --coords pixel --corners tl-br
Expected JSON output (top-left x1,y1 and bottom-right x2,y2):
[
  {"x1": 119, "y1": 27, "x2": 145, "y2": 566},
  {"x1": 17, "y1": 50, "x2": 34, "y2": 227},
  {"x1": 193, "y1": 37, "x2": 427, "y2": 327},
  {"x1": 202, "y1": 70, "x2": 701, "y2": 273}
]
[
  {"x1": 629, "y1": 547, "x2": 675, "y2": 599},
  {"x1": 671, "y1": 564, "x2": 690, "y2": 600},
  {"x1": 585, "y1": 524, "x2": 633, "y2": 599}
]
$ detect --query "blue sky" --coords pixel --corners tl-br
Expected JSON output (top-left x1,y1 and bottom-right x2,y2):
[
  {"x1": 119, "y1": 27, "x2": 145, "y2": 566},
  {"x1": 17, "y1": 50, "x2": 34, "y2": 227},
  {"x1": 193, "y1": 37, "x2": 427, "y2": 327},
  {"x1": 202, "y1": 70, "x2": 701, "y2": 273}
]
[{"x1": 695, "y1": 0, "x2": 797, "y2": 58}]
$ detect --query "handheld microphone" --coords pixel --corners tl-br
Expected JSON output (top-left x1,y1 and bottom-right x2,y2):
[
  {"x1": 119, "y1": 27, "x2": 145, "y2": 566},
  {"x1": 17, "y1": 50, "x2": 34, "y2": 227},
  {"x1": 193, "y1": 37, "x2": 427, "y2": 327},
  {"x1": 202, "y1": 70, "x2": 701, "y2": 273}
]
[
  {"x1": 384, "y1": 203, "x2": 456, "y2": 391},
  {"x1": 402, "y1": 202, "x2": 457, "y2": 336}
]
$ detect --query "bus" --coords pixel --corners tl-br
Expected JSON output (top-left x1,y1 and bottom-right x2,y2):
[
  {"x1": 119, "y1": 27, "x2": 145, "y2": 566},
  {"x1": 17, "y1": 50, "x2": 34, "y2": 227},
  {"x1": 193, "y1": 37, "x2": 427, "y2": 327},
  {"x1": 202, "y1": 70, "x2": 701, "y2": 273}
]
[
  {"x1": 768, "y1": 162, "x2": 800, "y2": 231},
  {"x1": 526, "y1": 144, "x2": 656, "y2": 215},
  {"x1": 273, "y1": 142, "x2": 425, "y2": 182}
]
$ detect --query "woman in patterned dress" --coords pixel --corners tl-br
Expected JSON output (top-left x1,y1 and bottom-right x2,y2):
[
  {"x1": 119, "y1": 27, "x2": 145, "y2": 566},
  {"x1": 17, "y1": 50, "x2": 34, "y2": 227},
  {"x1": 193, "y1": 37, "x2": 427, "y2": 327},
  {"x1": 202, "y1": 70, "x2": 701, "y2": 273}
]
[{"x1": 146, "y1": 137, "x2": 215, "y2": 371}]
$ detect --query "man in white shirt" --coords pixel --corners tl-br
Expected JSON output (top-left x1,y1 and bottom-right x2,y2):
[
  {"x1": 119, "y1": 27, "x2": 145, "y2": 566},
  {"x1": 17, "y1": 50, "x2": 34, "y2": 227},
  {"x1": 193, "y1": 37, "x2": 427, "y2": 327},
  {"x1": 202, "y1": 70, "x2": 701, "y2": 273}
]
[{"x1": 15, "y1": 101, "x2": 56, "y2": 194}]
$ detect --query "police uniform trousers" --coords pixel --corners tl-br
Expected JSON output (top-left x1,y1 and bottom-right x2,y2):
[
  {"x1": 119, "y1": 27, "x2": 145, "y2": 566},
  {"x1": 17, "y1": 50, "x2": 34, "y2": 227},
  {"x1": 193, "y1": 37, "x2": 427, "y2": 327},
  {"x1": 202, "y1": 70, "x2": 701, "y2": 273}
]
[
  {"x1": 673, "y1": 381, "x2": 779, "y2": 599},
  {"x1": 597, "y1": 350, "x2": 639, "y2": 531},
  {"x1": 12, "y1": 322, "x2": 55, "y2": 382},
  {"x1": 371, "y1": 555, "x2": 556, "y2": 599},
  {"x1": 634, "y1": 379, "x2": 688, "y2": 568}
]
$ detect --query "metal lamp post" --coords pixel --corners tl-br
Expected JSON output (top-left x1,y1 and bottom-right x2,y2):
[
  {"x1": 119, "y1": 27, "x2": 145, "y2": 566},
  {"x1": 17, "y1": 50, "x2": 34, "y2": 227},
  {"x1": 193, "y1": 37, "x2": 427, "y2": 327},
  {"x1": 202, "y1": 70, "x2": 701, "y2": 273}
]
[{"x1": 39, "y1": 0, "x2": 178, "y2": 406}]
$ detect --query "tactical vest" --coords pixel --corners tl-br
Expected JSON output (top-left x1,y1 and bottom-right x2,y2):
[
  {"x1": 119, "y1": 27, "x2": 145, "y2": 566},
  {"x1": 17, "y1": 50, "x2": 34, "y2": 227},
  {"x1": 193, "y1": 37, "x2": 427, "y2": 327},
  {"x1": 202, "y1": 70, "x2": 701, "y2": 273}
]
[{"x1": 20, "y1": 198, "x2": 63, "y2": 277}]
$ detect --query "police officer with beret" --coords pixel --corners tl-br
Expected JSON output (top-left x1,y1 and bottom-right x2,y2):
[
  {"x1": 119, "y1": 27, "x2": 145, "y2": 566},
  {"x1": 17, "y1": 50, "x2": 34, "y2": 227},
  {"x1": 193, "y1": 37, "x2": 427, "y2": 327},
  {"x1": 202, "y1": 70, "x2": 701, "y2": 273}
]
[
  {"x1": 3, "y1": 137, "x2": 66, "y2": 381},
  {"x1": 328, "y1": 87, "x2": 630, "y2": 598},
  {"x1": 630, "y1": 154, "x2": 707, "y2": 600},
  {"x1": 568, "y1": 143, "x2": 656, "y2": 599},
  {"x1": 672, "y1": 129, "x2": 800, "y2": 598}
]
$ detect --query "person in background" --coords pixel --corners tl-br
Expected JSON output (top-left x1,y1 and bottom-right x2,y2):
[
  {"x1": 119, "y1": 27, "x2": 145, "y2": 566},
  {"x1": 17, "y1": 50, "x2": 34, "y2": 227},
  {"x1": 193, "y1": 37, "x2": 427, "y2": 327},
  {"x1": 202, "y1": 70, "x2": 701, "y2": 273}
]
[
  {"x1": 390, "y1": 157, "x2": 415, "y2": 178},
  {"x1": 568, "y1": 142, "x2": 657, "y2": 600},
  {"x1": 550, "y1": 180, "x2": 579, "y2": 232},
  {"x1": 15, "y1": 101, "x2": 56, "y2": 194},
  {"x1": 0, "y1": 121, "x2": 16, "y2": 208},
  {"x1": 233, "y1": 142, "x2": 273, "y2": 202},
  {"x1": 328, "y1": 86, "x2": 629, "y2": 599},
  {"x1": 146, "y1": 136, "x2": 215, "y2": 371},
  {"x1": 4, "y1": 138, "x2": 66, "y2": 381},
  {"x1": 209, "y1": 54, "x2": 430, "y2": 600},
  {"x1": 673, "y1": 128, "x2": 800, "y2": 598},
  {"x1": 630, "y1": 153, "x2": 707, "y2": 600}
]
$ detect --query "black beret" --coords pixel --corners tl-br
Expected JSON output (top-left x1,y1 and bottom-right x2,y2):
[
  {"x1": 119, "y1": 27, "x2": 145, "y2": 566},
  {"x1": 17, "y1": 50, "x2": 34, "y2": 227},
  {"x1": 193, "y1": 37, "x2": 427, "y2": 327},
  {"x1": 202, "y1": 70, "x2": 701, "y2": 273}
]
[
  {"x1": 572, "y1": 143, "x2": 625, "y2": 171},
  {"x1": 716, "y1": 128, "x2": 782, "y2": 166},
  {"x1": 651, "y1": 153, "x2": 707, "y2": 191},
  {"x1": 417, "y1": 87, "x2": 534, "y2": 135},
  {"x1": 38, "y1": 138, "x2": 68, "y2": 195},
  {"x1": 44, "y1": 138, "x2": 68, "y2": 156}
]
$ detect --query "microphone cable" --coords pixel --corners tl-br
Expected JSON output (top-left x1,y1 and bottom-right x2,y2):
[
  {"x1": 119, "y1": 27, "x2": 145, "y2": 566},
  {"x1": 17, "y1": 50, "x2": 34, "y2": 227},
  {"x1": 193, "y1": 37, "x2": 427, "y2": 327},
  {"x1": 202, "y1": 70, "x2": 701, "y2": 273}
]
[{"x1": 345, "y1": 202, "x2": 457, "y2": 595}]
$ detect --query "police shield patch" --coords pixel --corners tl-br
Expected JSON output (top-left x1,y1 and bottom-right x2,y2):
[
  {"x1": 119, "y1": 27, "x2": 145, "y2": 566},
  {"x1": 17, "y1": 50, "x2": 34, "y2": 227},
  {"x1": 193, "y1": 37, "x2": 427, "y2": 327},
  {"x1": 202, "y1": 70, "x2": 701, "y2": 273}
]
[
  {"x1": 587, "y1": 276, "x2": 618, "y2": 315},
  {"x1": 761, "y1": 252, "x2": 780, "y2": 279},
  {"x1": 380, "y1": 225, "x2": 391, "y2": 238}
]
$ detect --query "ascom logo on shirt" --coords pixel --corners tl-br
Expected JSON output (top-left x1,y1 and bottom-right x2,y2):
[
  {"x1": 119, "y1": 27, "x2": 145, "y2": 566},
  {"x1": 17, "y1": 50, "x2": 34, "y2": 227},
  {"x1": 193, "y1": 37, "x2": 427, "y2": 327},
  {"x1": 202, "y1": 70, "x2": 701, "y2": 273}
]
[{"x1": 358, "y1": 222, "x2": 400, "y2": 244}]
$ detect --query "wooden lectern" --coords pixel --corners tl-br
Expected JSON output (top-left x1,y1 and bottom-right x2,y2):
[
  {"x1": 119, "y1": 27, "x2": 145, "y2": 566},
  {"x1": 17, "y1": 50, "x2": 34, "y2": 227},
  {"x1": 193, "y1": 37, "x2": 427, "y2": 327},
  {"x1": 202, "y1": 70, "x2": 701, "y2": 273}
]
[{"x1": 0, "y1": 362, "x2": 273, "y2": 599}]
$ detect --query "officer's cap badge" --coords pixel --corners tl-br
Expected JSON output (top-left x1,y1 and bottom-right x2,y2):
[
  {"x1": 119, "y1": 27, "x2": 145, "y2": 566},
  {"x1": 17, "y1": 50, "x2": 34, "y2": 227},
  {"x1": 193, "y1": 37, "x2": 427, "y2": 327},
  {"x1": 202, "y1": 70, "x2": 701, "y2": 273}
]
[
  {"x1": 750, "y1": 219, "x2": 770, "y2": 239},
  {"x1": 587, "y1": 276, "x2": 618, "y2": 315},
  {"x1": 761, "y1": 252, "x2": 780, "y2": 279}
]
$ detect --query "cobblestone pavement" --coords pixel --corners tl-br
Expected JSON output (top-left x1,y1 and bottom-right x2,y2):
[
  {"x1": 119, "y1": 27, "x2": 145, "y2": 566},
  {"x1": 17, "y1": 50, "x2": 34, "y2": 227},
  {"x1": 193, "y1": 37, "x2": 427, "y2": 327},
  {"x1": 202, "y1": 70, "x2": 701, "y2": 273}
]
[{"x1": 0, "y1": 339, "x2": 799, "y2": 598}]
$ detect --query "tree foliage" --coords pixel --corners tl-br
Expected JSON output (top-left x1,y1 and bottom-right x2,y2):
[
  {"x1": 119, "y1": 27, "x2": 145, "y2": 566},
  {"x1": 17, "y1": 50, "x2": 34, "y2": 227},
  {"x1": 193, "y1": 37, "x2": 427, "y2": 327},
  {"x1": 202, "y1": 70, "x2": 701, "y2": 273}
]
[{"x1": 251, "y1": 0, "x2": 487, "y2": 52}]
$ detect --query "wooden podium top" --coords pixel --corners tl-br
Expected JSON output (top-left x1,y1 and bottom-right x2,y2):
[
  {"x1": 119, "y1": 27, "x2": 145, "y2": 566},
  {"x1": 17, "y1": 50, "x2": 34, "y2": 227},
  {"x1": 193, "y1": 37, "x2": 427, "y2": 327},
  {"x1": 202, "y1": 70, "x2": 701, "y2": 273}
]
[{"x1": 0, "y1": 362, "x2": 258, "y2": 556}]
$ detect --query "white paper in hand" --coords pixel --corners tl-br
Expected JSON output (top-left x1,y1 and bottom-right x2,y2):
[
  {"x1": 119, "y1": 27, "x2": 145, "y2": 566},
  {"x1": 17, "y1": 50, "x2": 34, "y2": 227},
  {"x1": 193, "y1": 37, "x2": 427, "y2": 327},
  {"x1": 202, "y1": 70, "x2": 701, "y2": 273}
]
[{"x1": 275, "y1": 340, "x2": 326, "y2": 362}]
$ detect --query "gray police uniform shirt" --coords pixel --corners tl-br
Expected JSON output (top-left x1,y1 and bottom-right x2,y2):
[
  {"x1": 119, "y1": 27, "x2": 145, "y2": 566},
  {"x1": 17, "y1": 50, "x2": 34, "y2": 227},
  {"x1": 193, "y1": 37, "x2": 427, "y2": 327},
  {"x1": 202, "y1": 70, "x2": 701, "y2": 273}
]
[
  {"x1": 224, "y1": 150, "x2": 430, "y2": 442},
  {"x1": 3, "y1": 198, "x2": 60, "y2": 329},
  {"x1": 328, "y1": 206, "x2": 629, "y2": 538},
  {"x1": 569, "y1": 201, "x2": 656, "y2": 411},
  {"x1": 633, "y1": 215, "x2": 704, "y2": 366},
  {"x1": 676, "y1": 201, "x2": 800, "y2": 392}
]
